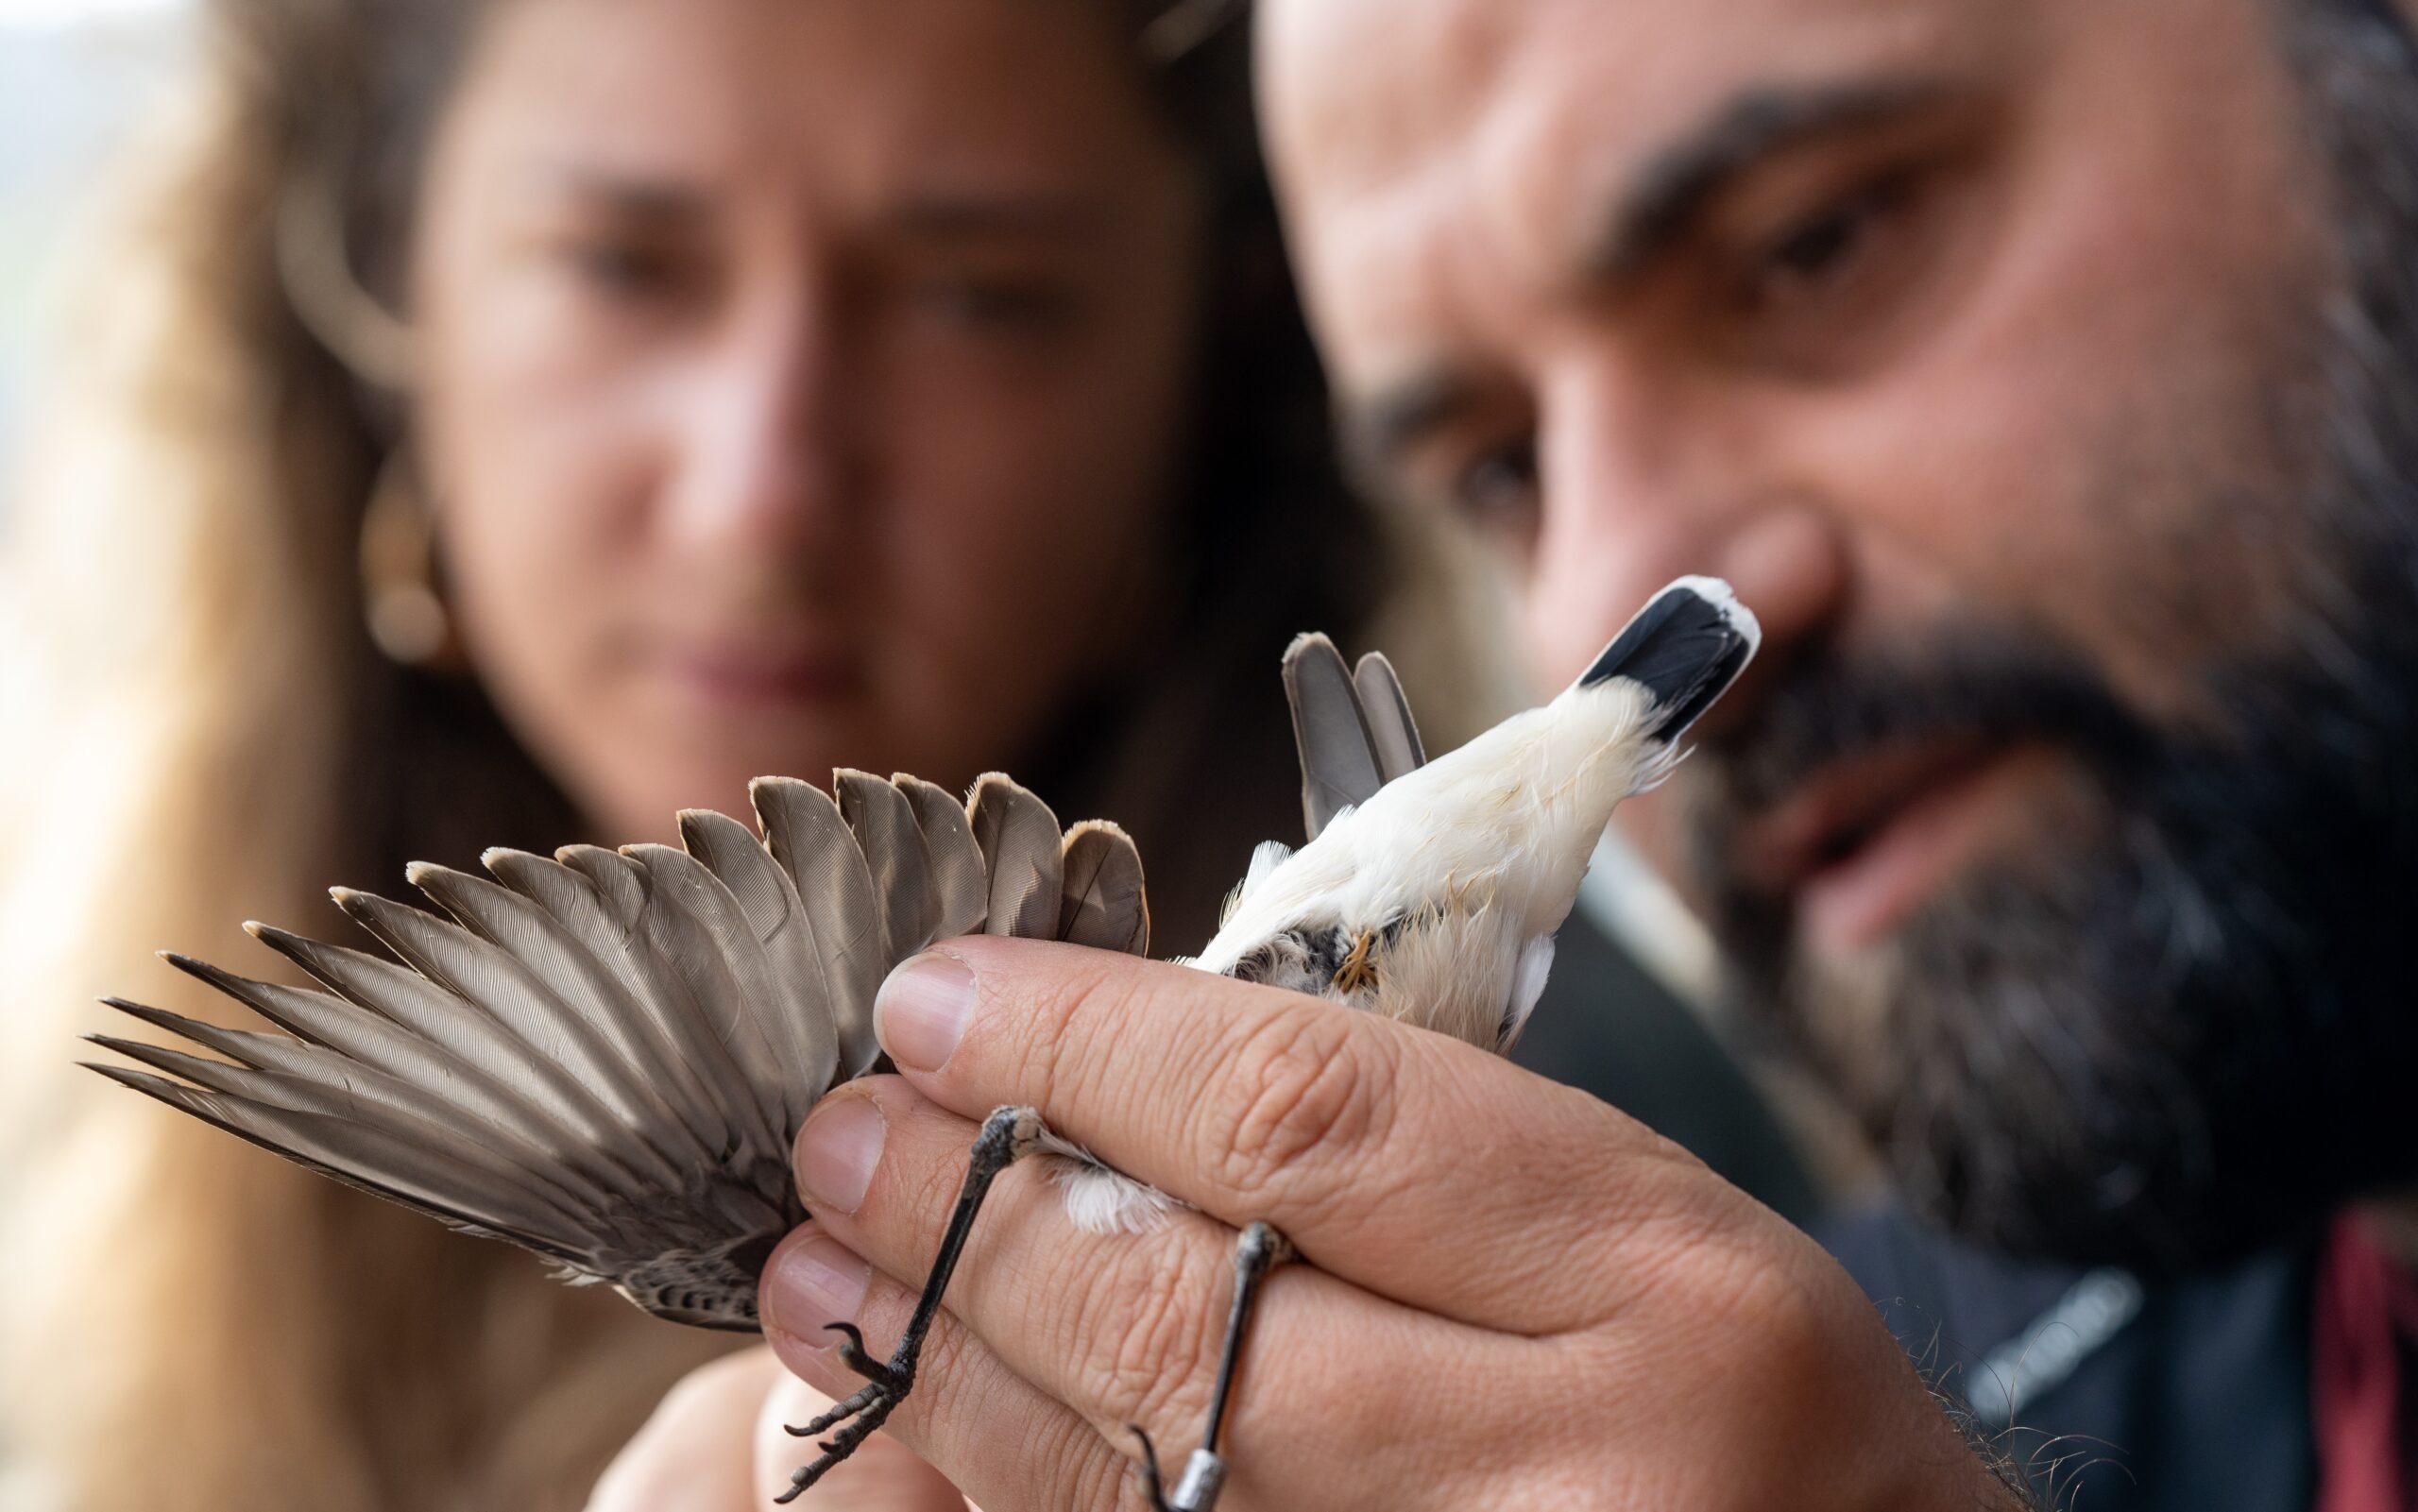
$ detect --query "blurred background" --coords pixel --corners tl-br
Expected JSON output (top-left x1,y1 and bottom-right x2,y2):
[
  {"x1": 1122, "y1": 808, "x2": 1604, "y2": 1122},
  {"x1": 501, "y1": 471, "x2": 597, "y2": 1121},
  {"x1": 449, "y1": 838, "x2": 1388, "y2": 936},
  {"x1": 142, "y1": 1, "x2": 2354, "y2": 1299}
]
[{"x1": 0, "y1": 0, "x2": 188, "y2": 488}]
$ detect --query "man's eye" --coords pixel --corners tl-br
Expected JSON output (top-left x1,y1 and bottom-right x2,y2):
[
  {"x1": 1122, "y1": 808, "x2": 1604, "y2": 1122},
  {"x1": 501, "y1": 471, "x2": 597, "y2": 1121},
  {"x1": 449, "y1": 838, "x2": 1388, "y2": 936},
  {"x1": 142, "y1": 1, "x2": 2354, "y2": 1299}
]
[
  {"x1": 1747, "y1": 179, "x2": 1905, "y2": 305},
  {"x1": 1702, "y1": 165, "x2": 1967, "y2": 380},
  {"x1": 1770, "y1": 201, "x2": 1875, "y2": 281}
]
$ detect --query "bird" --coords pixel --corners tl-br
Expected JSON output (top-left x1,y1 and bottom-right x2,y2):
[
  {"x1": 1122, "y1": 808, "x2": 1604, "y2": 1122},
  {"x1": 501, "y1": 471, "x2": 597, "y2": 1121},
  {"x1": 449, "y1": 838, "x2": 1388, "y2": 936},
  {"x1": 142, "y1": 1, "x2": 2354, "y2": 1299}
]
[{"x1": 85, "y1": 576, "x2": 1758, "y2": 1511}]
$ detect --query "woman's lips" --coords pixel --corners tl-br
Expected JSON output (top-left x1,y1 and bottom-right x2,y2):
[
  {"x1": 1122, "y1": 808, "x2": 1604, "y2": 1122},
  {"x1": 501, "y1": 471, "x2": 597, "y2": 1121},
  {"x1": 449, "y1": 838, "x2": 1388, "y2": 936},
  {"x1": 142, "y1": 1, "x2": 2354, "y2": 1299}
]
[
  {"x1": 1738, "y1": 741, "x2": 2055, "y2": 959},
  {"x1": 657, "y1": 642, "x2": 868, "y2": 709}
]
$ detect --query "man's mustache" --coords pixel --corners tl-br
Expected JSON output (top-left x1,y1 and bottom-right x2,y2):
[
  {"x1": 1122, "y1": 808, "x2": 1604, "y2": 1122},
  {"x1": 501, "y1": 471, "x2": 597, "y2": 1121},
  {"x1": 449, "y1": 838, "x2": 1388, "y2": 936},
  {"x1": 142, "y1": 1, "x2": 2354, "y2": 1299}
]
[{"x1": 1695, "y1": 620, "x2": 2163, "y2": 827}]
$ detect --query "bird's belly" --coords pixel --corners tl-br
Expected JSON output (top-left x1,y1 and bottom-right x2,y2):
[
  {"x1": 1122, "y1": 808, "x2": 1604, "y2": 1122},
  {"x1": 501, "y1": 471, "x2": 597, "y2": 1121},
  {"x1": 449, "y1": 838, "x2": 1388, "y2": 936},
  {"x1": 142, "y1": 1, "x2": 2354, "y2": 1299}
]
[{"x1": 1370, "y1": 906, "x2": 1530, "y2": 1050}]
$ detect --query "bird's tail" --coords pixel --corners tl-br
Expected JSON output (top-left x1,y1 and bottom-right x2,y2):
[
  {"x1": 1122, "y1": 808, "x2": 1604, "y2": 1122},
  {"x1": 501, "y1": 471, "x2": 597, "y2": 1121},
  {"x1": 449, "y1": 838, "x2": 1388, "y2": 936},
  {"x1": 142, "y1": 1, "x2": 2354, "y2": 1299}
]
[{"x1": 1575, "y1": 576, "x2": 1760, "y2": 741}]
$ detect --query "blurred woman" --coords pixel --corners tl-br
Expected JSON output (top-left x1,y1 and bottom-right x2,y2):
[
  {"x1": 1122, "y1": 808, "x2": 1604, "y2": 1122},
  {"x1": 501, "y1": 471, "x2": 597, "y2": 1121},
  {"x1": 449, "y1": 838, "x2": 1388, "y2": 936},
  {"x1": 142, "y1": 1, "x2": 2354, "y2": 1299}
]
[{"x1": 0, "y1": 2, "x2": 1809, "y2": 1509}]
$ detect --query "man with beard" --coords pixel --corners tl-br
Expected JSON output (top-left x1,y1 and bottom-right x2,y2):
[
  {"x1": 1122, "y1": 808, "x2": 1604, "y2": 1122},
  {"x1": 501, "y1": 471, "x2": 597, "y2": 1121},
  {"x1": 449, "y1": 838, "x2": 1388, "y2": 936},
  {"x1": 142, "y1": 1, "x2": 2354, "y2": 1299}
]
[
  {"x1": 601, "y1": 0, "x2": 2418, "y2": 1506},
  {"x1": 1249, "y1": 0, "x2": 2418, "y2": 1501}
]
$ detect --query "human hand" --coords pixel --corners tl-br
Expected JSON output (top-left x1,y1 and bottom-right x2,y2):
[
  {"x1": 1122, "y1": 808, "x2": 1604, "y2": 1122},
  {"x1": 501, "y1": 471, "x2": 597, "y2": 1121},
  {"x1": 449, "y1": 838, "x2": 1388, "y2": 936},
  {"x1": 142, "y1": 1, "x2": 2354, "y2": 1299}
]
[
  {"x1": 587, "y1": 1347, "x2": 975, "y2": 1512},
  {"x1": 759, "y1": 939, "x2": 2024, "y2": 1510}
]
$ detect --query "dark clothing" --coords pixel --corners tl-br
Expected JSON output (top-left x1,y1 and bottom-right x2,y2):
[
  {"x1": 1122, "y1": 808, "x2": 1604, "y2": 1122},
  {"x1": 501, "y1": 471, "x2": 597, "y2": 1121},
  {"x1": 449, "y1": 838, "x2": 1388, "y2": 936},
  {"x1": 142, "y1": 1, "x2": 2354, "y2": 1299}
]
[
  {"x1": 1826, "y1": 1205, "x2": 2320, "y2": 1510},
  {"x1": 1514, "y1": 915, "x2": 1821, "y2": 1229}
]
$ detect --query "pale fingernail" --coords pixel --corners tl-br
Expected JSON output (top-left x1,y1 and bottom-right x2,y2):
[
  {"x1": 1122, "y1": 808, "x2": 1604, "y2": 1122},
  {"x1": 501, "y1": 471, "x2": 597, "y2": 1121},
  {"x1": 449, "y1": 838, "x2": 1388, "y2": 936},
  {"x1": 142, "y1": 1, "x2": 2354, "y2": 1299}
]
[
  {"x1": 796, "y1": 1096, "x2": 886, "y2": 1215},
  {"x1": 763, "y1": 1235, "x2": 870, "y2": 1343},
  {"x1": 877, "y1": 954, "x2": 975, "y2": 1072}
]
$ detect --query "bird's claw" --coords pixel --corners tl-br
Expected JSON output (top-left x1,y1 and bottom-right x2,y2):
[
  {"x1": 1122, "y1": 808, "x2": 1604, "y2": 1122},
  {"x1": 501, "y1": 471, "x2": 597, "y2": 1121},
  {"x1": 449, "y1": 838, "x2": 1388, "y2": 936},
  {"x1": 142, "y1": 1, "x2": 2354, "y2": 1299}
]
[
  {"x1": 1134, "y1": 1427, "x2": 1167, "y2": 1509},
  {"x1": 1130, "y1": 1426, "x2": 1226, "y2": 1512},
  {"x1": 816, "y1": 1320, "x2": 907, "y2": 1393},
  {"x1": 772, "y1": 1324, "x2": 913, "y2": 1503}
]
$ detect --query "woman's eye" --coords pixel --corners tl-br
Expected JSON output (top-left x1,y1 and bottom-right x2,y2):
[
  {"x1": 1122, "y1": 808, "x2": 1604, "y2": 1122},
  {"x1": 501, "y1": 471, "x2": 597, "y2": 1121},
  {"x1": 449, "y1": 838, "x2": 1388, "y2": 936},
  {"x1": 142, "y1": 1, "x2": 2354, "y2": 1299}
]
[
  {"x1": 911, "y1": 277, "x2": 1078, "y2": 332},
  {"x1": 1450, "y1": 437, "x2": 1541, "y2": 535},
  {"x1": 559, "y1": 239, "x2": 691, "y2": 302}
]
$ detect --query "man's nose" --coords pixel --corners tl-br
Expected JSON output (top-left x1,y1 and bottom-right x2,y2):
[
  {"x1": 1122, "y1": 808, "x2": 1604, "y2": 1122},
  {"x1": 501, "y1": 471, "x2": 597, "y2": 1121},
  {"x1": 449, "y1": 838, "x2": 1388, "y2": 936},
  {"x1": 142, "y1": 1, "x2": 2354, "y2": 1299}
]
[
  {"x1": 658, "y1": 286, "x2": 857, "y2": 555},
  {"x1": 1521, "y1": 373, "x2": 1848, "y2": 732}
]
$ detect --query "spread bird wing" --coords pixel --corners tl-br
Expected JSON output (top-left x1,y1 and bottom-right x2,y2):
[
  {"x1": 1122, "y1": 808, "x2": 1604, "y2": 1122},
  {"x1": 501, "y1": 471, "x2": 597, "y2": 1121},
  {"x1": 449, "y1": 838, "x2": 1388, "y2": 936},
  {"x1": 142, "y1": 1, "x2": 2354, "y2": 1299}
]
[
  {"x1": 1283, "y1": 633, "x2": 1428, "y2": 842},
  {"x1": 89, "y1": 772, "x2": 1145, "y2": 1333}
]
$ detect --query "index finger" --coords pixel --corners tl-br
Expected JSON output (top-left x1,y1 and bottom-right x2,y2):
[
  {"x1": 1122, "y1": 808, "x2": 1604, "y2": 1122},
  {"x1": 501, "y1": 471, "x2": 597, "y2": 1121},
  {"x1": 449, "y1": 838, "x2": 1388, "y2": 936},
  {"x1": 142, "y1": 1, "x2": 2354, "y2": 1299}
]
[{"x1": 869, "y1": 937, "x2": 1727, "y2": 1333}]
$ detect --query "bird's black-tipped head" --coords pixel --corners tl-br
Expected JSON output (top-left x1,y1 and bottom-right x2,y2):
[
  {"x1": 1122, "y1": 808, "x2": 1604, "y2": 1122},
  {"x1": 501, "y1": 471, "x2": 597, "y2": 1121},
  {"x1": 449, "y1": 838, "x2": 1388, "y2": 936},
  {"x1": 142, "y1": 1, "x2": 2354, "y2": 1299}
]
[{"x1": 1576, "y1": 577, "x2": 1761, "y2": 741}]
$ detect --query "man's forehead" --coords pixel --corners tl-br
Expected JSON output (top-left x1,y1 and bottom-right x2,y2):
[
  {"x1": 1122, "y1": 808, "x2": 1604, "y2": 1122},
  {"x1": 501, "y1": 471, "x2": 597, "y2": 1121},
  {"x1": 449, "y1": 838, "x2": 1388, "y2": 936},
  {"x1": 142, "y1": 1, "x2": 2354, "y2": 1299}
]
[
  {"x1": 1263, "y1": 0, "x2": 2013, "y2": 373},
  {"x1": 1257, "y1": 0, "x2": 1520, "y2": 197}
]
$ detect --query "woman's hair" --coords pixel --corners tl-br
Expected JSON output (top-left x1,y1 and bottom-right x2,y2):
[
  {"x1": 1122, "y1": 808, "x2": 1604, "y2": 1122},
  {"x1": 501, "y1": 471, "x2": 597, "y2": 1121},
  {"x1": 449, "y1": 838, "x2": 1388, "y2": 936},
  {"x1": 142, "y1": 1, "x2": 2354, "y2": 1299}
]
[{"x1": 0, "y1": 3, "x2": 1502, "y2": 1507}]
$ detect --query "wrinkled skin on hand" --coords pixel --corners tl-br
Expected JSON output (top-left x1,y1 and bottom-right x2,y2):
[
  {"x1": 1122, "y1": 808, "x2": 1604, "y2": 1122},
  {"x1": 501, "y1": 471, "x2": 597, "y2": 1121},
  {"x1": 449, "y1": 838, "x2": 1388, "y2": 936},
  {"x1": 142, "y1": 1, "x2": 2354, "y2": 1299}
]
[{"x1": 604, "y1": 941, "x2": 2026, "y2": 1512}]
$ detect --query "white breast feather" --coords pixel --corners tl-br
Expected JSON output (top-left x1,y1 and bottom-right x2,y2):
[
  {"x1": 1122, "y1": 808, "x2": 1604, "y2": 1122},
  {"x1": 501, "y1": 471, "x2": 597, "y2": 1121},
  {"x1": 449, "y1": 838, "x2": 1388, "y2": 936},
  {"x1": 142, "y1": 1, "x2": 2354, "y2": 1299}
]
[
  {"x1": 1036, "y1": 1127, "x2": 1181, "y2": 1234},
  {"x1": 1193, "y1": 675, "x2": 1669, "y2": 988}
]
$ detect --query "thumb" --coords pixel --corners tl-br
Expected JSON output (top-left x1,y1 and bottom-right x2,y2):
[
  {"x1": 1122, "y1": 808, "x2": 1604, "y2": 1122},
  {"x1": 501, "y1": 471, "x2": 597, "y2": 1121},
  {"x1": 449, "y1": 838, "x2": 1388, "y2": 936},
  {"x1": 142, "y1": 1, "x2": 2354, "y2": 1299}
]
[{"x1": 755, "y1": 1371, "x2": 973, "y2": 1511}]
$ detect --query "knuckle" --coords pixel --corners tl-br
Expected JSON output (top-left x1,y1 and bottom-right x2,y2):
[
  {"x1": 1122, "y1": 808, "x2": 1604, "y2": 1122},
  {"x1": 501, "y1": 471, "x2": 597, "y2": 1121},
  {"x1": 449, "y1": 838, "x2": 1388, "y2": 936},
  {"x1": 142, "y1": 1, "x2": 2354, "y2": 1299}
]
[
  {"x1": 1063, "y1": 1428, "x2": 1139, "y2": 1512},
  {"x1": 1030, "y1": 1393, "x2": 1121, "y2": 1500},
  {"x1": 1623, "y1": 1206, "x2": 1838, "y2": 1373},
  {"x1": 1028, "y1": 952, "x2": 1149, "y2": 1108},
  {"x1": 897, "y1": 1299, "x2": 985, "y2": 1414},
  {"x1": 1204, "y1": 1008, "x2": 1395, "y2": 1201},
  {"x1": 900, "y1": 1127, "x2": 986, "y2": 1228},
  {"x1": 1068, "y1": 1241, "x2": 1222, "y2": 1431}
]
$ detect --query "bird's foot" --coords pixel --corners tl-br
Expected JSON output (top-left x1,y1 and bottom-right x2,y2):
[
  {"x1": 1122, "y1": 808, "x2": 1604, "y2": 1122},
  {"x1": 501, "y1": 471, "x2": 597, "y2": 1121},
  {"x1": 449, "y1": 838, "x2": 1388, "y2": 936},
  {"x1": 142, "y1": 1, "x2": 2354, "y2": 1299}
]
[
  {"x1": 1124, "y1": 1220, "x2": 1291, "y2": 1512},
  {"x1": 773, "y1": 1322, "x2": 915, "y2": 1504},
  {"x1": 774, "y1": 1111, "x2": 1044, "y2": 1504},
  {"x1": 1132, "y1": 1428, "x2": 1228, "y2": 1512}
]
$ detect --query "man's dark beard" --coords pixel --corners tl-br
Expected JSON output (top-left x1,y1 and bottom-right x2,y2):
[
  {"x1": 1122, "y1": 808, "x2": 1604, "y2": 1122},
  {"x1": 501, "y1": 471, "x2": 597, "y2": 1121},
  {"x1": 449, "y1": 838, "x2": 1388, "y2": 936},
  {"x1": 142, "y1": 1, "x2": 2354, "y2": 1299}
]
[
  {"x1": 1699, "y1": 621, "x2": 2418, "y2": 1274},
  {"x1": 1694, "y1": 0, "x2": 2418, "y2": 1276}
]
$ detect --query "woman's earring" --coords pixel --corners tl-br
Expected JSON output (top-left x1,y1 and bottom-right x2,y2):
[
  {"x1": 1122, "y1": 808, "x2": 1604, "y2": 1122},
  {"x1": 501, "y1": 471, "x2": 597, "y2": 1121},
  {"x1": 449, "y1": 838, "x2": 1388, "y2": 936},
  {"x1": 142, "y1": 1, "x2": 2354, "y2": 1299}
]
[{"x1": 359, "y1": 454, "x2": 465, "y2": 671}]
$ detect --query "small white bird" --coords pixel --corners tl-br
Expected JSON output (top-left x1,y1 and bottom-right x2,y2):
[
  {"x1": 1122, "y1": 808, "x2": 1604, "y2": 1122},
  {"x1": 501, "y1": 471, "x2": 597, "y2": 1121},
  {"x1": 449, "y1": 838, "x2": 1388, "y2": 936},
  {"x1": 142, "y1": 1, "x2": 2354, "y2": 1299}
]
[{"x1": 88, "y1": 577, "x2": 1756, "y2": 1511}]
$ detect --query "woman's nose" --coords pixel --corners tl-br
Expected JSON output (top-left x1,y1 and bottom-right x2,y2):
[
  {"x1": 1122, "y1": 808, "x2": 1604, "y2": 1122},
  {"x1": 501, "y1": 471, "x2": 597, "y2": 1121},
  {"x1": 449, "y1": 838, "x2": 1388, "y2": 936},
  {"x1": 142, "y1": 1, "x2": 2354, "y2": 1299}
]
[{"x1": 657, "y1": 294, "x2": 857, "y2": 554}]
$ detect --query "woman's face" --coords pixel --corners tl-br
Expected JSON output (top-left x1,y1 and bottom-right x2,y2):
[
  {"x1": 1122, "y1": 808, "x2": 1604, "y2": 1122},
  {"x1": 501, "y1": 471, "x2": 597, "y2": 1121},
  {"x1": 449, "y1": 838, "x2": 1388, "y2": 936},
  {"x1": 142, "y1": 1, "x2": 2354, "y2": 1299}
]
[{"x1": 412, "y1": 0, "x2": 1203, "y2": 841}]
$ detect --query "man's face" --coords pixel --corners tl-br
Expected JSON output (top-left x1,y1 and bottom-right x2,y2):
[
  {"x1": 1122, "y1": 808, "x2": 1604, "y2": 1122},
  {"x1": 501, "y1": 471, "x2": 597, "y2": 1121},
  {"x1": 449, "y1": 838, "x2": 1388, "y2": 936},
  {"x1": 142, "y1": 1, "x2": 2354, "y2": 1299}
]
[{"x1": 1268, "y1": 0, "x2": 2418, "y2": 1268}]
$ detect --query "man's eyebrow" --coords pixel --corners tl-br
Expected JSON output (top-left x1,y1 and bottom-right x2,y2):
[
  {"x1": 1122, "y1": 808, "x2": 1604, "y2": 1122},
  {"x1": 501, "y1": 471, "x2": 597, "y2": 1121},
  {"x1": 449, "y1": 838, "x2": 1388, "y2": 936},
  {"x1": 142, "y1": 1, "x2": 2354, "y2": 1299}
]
[
  {"x1": 1341, "y1": 78, "x2": 1968, "y2": 478},
  {"x1": 1590, "y1": 76, "x2": 1961, "y2": 284},
  {"x1": 1342, "y1": 366, "x2": 1487, "y2": 482},
  {"x1": 529, "y1": 166, "x2": 714, "y2": 224}
]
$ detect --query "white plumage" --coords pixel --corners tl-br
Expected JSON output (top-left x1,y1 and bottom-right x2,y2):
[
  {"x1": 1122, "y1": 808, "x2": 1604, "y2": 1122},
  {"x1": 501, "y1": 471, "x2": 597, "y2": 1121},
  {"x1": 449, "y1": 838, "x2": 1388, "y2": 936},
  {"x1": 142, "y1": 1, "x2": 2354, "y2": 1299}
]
[{"x1": 1196, "y1": 672, "x2": 1674, "y2": 1046}]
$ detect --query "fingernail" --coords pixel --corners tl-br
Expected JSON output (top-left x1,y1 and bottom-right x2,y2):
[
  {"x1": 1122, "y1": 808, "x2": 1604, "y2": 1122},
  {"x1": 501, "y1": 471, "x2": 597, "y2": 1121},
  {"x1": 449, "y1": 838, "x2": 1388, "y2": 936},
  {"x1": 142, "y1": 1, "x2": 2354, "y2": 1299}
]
[
  {"x1": 877, "y1": 954, "x2": 976, "y2": 1072},
  {"x1": 796, "y1": 1096, "x2": 886, "y2": 1215},
  {"x1": 763, "y1": 1234, "x2": 870, "y2": 1343}
]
